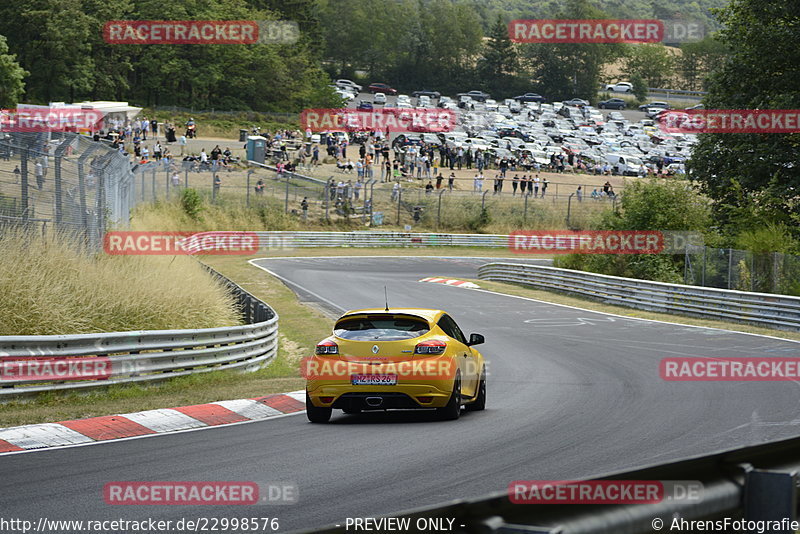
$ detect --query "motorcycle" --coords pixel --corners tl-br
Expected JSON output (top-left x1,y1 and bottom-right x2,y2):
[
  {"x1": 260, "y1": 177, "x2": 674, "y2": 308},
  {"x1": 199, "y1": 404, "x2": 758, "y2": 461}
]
[{"x1": 185, "y1": 124, "x2": 197, "y2": 139}]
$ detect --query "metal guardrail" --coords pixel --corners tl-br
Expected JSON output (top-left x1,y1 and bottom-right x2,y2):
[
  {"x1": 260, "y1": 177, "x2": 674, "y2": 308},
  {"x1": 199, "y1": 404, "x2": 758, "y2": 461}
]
[
  {"x1": 478, "y1": 263, "x2": 800, "y2": 331},
  {"x1": 648, "y1": 87, "x2": 708, "y2": 96},
  {"x1": 306, "y1": 433, "x2": 800, "y2": 534},
  {"x1": 254, "y1": 231, "x2": 508, "y2": 249},
  {"x1": 0, "y1": 266, "x2": 279, "y2": 396}
]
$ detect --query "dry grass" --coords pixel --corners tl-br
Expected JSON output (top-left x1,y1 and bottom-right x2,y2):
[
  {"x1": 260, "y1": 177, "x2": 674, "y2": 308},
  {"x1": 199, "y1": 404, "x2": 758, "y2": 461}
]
[{"x1": 0, "y1": 228, "x2": 241, "y2": 335}]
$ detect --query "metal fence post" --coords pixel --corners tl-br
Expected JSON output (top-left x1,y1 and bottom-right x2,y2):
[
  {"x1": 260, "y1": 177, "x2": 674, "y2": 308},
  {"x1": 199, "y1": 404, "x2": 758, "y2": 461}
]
[
  {"x1": 246, "y1": 170, "x2": 253, "y2": 208},
  {"x1": 481, "y1": 190, "x2": 488, "y2": 210},
  {"x1": 396, "y1": 189, "x2": 402, "y2": 225},
  {"x1": 151, "y1": 168, "x2": 156, "y2": 201},
  {"x1": 701, "y1": 245, "x2": 707, "y2": 286},
  {"x1": 566, "y1": 192, "x2": 575, "y2": 228},
  {"x1": 524, "y1": 192, "x2": 529, "y2": 224},
  {"x1": 20, "y1": 147, "x2": 29, "y2": 220},
  {"x1": 728, "y1": 248, "x2": 733, "y2": 289},
  {"x1": 165, "y1": 170, "x2": 170, "y2": 201},
  {"x1": 284, "y1": 173, "x2": 290, "y2": 214},
  {"x1": 437, "y1": 189, "x2": 445, "y2": 228}
]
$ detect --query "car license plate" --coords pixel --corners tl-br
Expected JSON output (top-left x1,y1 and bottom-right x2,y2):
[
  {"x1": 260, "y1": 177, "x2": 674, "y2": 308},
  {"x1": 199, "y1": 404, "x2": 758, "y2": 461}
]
[{"x1": 351, "y1": 374, "x2": 397, "y2": 386}]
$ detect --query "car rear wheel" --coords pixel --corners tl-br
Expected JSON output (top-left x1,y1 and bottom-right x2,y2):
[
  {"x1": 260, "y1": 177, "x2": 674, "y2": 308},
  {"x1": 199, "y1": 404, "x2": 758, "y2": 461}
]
[
  {"x1": 465, "y1": 370, "x2": 486, "y2": 412},
  {"x1": 306, "y1": 393, "x2": 332, "y2": 423},
  {"x1": 436, "y1": 375, "x2": 461, "y2": 421}
]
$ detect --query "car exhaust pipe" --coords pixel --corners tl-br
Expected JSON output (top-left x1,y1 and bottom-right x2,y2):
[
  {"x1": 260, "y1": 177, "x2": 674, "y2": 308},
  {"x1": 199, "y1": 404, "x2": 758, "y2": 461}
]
[{"x1": 365, "y1": 397, "x2": 383, "y2": 407}]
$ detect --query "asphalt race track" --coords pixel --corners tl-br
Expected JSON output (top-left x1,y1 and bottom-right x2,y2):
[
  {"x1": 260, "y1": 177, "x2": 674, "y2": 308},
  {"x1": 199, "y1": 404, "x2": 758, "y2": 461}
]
[{"x1": 2, "y1": 256, "x2": 800, "y2": 533}]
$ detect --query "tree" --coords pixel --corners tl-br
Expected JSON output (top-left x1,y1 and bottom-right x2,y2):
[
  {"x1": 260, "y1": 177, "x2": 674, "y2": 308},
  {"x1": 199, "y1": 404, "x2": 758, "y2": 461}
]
[
  {"x1": 687, "y1": 0, "x2": 800, "y2": 235},
  {"x1": 629, "y1": 74, "x2": 648, "y2": 102},
  {"x1": 478, "y1": 16, "x2": 518, "y2": 80},
  {"x1": 622, "y1": 44, "x2": 676, "y2": 88},
  {"x1": 520, "y1": 0, "x2": 625, "y2": 101},
  {"x1": 678, "y1": 34, "x2": 729, "y2": 91},
  {"x1": 0, "y1": 35, "x2": 27, "y2": 107},
  {"x1": 554, "y1": 178, "x2": 711, "y2": 282}
]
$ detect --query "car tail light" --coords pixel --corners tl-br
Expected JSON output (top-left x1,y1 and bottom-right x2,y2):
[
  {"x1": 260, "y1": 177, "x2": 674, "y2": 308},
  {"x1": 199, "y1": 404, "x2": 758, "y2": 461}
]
[
  {"x1": 416, "y1": 396, "x2": 433, "y2": 403},
  {"x1": 414, "y1": 339, "x2": 446, "y2": 355},
  {"x1": 320, "y1": 397, "x2": 335, "y2": 403},
  {"x1": 315, "y1": 340, "x2": 338, "y2": 355}
]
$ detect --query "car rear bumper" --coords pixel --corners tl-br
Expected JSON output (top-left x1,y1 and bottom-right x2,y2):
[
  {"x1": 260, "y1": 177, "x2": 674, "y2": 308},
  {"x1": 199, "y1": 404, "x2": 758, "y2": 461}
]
[{"x1": 307, "y1": 382, "x2": 453, "y2": 409}]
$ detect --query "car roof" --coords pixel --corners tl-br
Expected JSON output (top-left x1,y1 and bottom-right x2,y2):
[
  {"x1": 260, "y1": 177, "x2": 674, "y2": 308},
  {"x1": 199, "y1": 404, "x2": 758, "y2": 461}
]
[{"x1": 339, "y1": 308, "x2": 444, "y2": 323}]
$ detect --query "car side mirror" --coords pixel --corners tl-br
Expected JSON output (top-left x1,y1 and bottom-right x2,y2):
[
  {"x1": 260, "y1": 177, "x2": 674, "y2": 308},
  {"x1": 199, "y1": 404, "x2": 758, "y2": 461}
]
[{"x1": 468, "y1": 333, "x2": 484, "y2": 346}]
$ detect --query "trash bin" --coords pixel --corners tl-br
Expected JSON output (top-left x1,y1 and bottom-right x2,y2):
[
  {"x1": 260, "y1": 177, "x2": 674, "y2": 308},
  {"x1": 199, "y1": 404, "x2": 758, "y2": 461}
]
[{"x1": 239, "y1": 129, "x2": 248, "y2": 142}]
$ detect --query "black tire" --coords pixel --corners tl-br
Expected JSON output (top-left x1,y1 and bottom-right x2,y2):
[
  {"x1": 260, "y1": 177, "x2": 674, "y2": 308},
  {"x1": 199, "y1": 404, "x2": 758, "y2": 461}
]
[
  {"x1": 599, "y1": 104, "x2": 605, "y2": 109},
  {"x1": 436, "y1": 375, "x2": 461, "y2": 421},
  {"x1": 465, "y1": 370, "x2": 486, "y2": 412},
  {"x1": 306, "y1": 393, "x2": 332, "y2": 423}
]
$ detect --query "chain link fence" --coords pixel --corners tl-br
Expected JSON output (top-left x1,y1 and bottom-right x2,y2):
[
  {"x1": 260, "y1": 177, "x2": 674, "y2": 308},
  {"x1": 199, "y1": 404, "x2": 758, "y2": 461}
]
[
  {"x1": 683, "y1": 245, "x2": 800, "y2": 295},
  {"x1": 0, "y1": 131, "x2": 135, "y2": 250}
]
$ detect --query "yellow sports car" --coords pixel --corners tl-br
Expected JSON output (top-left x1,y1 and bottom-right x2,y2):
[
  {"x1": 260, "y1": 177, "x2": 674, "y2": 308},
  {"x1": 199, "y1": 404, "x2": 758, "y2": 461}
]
[{"x1": 304, "y1": 308, "x2": 486, "y2": 423}]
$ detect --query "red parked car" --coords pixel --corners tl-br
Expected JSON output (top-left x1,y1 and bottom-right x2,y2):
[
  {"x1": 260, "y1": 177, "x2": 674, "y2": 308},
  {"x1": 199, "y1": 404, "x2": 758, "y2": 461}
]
[{"x1": 368, "y1": 82, "x2": 397, "y2": 95}]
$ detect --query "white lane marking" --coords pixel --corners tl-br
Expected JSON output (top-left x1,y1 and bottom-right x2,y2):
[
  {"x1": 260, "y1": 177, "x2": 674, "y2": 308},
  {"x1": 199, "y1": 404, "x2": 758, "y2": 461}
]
[
  {"x1": 215, "y1": 399, "x2": 282, "y2": 419},
  {"x1": 0, "y1": 423, "x2": 94, "y2": 449},
  {"x1": 122, "y1": 409, "x2": 207, "y2": 432},
  {"x1": 249, "y1": 260, "x2": 347, "y2": 313},
  {"x1": 250, "y1": 256, "x2": 800, "y2": 345}
]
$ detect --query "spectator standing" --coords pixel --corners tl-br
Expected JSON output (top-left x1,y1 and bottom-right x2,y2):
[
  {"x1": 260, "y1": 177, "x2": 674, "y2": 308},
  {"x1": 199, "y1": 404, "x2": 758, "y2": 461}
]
[
  {"x1": 576, "y1": 185, "x2": 583, "y2": 202},
  {"x1": 448, "y1": 172, "x2": 455, "y2": 191}
]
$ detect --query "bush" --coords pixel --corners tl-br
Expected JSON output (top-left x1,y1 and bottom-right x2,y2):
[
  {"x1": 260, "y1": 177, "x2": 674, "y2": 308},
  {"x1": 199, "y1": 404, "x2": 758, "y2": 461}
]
[{"x1": 180, "y1": 188, "x2": 204, "y2": 221}]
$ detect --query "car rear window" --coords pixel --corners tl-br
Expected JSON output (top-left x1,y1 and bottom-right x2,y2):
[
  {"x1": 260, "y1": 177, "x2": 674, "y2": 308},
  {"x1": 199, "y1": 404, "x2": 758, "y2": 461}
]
[{"x1": 334, "y1": 315, "x2": 430, "y2": 341}]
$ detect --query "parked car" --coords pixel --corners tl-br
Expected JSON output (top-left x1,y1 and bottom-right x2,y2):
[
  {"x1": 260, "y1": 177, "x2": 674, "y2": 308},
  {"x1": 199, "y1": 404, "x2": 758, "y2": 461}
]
[
  {"x1": 605, "y1": 82, "x2": 633, "y2": 93},
  {"x1": 514, "y1": 92, "x2": 546, "y2": 103},
  {"x1": 373, "y1": 92, "x2": 387, "y2": 105},
  {"x1": 638, "y1": 101, "x2": 671, "y2": 112},
  {"x1": 368, "y1": 82, "x2": 397, "y2": 95},
  {"x1": 563, "y1": 98, "x2": 590, "y2": 107},
  {"x1": 335, "y1": 79, "x2": 362, "y2": 93},
  {"x1": 412, "y1": 89, "x2": 441, "y2": 99},
  {"x1": 357, "y1": 100, "x2": 373, "y2": 111},
  {"x1": 456, "y1": 90, "x2": 490, "y2": 102},
  {"x1": 598, "y1": 98, "x2": 627, "y2": 110}
]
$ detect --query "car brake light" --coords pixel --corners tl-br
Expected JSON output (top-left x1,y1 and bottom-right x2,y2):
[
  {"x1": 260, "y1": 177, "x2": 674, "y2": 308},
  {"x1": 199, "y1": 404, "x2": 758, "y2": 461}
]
[
  {"x1": 315, "y1": 340, "x2": 339, "y2": 355},
  {"x1": 414, "y1": 339, "x2": 446, "y2": 355}
]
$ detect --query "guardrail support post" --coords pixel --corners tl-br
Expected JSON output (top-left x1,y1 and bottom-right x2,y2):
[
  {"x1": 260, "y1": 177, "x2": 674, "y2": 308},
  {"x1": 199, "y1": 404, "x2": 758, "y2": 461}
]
[
  {"x1": 482, "y1": 190, "x2": 488, "y2": 210},
  {"x1": 744, "y1": 469, "x2": 797, "y2": 526}
]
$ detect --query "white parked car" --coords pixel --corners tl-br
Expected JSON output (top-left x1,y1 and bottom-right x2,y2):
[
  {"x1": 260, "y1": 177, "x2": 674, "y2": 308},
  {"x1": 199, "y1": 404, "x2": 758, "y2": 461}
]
[
  {"x1": 335, "y1": 79, "x2": 362, "y2": 93},
  {"x1": 397, "y1": 95, "x2": 411, "y2": 105},
  {"x1": 373, "y1": 92, "x2": 387, "y2": 105},
  {"x1": 605, "y1": 82, "x2": 633, "y2": 93}
]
